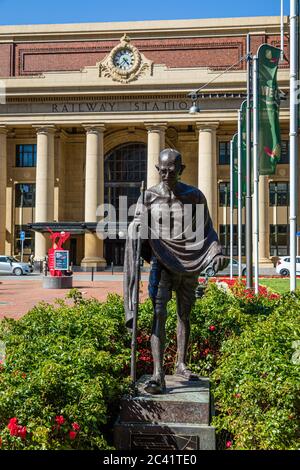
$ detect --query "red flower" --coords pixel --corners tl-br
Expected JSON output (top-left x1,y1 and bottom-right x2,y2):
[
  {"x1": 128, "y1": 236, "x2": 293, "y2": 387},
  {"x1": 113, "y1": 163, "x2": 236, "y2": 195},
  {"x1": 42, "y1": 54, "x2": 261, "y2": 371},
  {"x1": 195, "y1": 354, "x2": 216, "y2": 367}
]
[
  {"x1": 0, "y1": 436, "x2": 2, "y2": 447},
  {"x1": 235, "y1": 393, "x2": 241, "y2": 399},
  {"x1": 18, "y1": 426, "x2": 27, "y2": 440},
  {"x1": 209, "y1": 325, "x2": 216, "y2": 332},
  {"x1": 226, "y1": 440, "x2": 232, "y2": 448},
  {"x1": 55, "y1": 415, "x2": 65, "y2": 426},
  {"x1": 72, "y1": 422, "x2": 80, "y2": 431},
  {"x1": 69, "y1": 431, "x2": 77, "y2": 440},
  {"x1": 7, "y1": 419, "x2": 27, "y2": 440},
  {"x1": 8, "y1": 417, "x2": 19, "y2": 436}
]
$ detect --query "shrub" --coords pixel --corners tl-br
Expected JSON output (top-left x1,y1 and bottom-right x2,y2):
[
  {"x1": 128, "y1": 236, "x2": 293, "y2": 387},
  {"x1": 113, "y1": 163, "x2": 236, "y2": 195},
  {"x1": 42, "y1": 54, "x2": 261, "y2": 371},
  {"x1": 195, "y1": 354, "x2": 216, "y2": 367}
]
[
  {"x1": 0, "y1": 292, "x2": 131, "y2": 449},
  {"x1": 137, "y1": 281, "x2": 279, "y2": 377},
  {"x1": 211, "y1": 291, "x2": 300, "y2": 450}
]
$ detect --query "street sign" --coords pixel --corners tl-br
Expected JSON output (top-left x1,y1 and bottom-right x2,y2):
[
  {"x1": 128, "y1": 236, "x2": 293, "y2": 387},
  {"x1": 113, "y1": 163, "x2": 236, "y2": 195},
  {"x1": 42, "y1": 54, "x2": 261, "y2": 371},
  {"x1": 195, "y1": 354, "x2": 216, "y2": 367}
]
[{"x1": 20, "y1": 231, "x2": 25, "y2": 241}]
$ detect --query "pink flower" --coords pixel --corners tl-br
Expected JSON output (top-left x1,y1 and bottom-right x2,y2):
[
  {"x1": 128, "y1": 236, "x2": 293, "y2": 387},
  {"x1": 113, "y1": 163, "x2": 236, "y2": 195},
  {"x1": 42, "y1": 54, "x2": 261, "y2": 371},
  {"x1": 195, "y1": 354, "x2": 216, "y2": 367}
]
[
  {"x1": 226, "y1": 440, "x2": 232, "y2": 448},
  {"x1": 235, "y1": 393, "x2": 241, "y2": 399},
  {"x1": 55, "y1": 415, "x2": 65, "y2": 426},
  {"x1": 69, "y1": 431, "x2": 77, "y2": 440},
  {"x1": 72, "y1": 422, "x2": 80, "y2": 432}
]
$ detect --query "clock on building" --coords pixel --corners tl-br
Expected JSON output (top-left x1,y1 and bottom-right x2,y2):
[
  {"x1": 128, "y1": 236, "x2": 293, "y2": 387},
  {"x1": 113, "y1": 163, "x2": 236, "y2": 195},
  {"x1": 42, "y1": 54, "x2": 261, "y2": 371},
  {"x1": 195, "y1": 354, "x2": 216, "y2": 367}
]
[
  {"x1": 100, "y1": 34, "x2": 152, "y2": 83},
  {"x1": 113, "y1": 48, "x2": 135, "y2": 70}
]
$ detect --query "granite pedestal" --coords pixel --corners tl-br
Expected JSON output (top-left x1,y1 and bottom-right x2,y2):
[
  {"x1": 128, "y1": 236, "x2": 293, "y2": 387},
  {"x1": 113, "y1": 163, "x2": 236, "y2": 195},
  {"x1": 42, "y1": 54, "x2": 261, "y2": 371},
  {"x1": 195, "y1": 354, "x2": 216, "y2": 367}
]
[
  {"x1": 42, "y1": 276, "x2": 73, "y2": 289},
  {"x1": 114, "y1": 375, "x2": 215, "y2": 450}
]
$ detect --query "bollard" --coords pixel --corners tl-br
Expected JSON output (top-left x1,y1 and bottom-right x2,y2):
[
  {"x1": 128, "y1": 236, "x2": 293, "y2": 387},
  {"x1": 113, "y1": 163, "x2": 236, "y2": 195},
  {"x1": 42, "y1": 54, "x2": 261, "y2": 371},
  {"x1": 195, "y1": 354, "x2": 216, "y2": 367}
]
[
  {"x1": 111, "y1": 261, "x2": 114, "y2": 275},
  {"x1": 91, "y1": 266, "x2": 94, "y2": 282}
]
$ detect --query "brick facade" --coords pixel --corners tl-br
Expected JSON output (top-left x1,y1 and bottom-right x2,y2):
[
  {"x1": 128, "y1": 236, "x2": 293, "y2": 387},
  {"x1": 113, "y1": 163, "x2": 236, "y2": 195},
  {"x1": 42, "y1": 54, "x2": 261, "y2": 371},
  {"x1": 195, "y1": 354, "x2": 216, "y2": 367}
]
[{"x1": 0, "y1": 34, "x2": 289, "y2": 78}]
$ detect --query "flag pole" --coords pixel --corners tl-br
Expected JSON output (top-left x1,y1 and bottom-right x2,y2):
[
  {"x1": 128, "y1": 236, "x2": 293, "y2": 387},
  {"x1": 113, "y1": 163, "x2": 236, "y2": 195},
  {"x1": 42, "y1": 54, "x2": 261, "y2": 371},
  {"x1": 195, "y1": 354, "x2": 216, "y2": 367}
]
[
  {"x1": 246, "y1": 33, "x2": 253, "y2": 289},
  {"x1": 289, "y1": 0, "x2": 298, "y2": 292},
  {"x1": 281, "y1": 0, "x2": 285, "y2": 62},
  {"x1": 230, "y1": 138, "x2": 234, "y2": 279},
  {"x1": 238, "y1": 108, "x2": 243, "y2": 277},
  {"x1": 253, "y1": 55, "x2": 259, "y2": 294}
]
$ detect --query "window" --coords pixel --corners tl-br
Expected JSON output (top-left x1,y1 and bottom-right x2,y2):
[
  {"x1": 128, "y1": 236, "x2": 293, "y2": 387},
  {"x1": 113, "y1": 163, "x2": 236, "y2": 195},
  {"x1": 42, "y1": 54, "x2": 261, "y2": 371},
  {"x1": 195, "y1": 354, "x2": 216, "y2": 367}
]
[
  {"x1": 16, "y1": 144, "x2": 37, "y2": 167},
  {"x1": 269, "y1": 182, "x2": 289, "y2": 206},
  {"x1": 219, "y1": 224, "x2": 246, "y2": 256},
  {"x1": 219, "y1": 182, "x2": 230, "y2": 207},
  {"x1": 0, "y1": 256, "x2": 7, "y2": 262},
  {"x1": 15, "y1": 184, "x2": 36, "y2": 208},
  {"x1": 279, "y1": 140, "x2": 289, "y2": 164},
  {"x1": 219, "y1": 141, "x2": 231, "y2": 165},
  {"x1": 104, "y1": 142, "x2": 147, "y2": 219},
  {"x1": 14, "y1": 225, "x2": 35, "y2": 255},
  {"x1": 270, "y1": 224, "x2": 289, "y2": 256}
]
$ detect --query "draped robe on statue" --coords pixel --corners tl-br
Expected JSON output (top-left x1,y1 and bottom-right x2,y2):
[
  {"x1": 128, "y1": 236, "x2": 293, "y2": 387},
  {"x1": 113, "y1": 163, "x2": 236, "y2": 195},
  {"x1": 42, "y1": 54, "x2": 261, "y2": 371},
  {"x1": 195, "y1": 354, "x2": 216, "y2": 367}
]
[{"x1": 124, "y1": 181, "x2": 223, "y2": 328}]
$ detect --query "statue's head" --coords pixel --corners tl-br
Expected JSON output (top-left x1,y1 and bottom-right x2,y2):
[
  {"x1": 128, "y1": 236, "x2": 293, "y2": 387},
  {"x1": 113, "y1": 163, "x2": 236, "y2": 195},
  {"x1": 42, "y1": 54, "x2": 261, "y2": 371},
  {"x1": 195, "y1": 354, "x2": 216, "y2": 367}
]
[{"x1": 155, "y1": 148, "x2": 185, "y2": 188}]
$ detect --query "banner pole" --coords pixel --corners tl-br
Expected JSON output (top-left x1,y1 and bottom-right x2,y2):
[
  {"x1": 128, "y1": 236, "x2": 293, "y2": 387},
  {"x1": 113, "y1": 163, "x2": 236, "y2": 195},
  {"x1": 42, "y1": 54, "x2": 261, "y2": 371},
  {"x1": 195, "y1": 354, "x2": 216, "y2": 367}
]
[
  {"x1": 238, "y1": 108, "x2": 243, "y2": 277},
  {"x1": 289, "y1": 0, "x2": 298, "y2": 292},
  {"x1": 281, "y1": 0, "x2": 285, "y2": 61},
  {"x1": 253, "y1": 55, "x2": 259, "y2": 294},
  {"x1": 230, "y1": 138, "x2": 234, "y2": 279},
  {"x1": 246, "y1": 33, "x2": 253, "y2": 289}
]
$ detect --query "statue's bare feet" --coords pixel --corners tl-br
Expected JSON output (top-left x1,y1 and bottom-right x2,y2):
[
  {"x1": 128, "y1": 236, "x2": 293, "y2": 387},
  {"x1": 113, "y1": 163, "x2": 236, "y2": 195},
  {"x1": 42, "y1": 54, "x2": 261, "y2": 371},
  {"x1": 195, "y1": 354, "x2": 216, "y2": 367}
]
[
  {"x1": 175, "y1": 364, "x2": 199, "y2": 381},
  {"x1": 144, "y1": 374, "x2": 166, "y2": 394}
]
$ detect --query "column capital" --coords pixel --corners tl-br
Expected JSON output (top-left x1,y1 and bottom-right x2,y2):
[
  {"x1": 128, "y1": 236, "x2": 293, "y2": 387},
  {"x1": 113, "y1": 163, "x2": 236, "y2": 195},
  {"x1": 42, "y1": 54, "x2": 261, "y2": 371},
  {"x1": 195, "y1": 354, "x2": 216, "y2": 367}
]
[
  {"x1": 196, "y1": 122, "x2": 219, "y2": 132},
  {"x1": 33, "y1": 125, "x2": 56, "y2": 135},
  {"x1": 83, "y1": 124, "x2": 106, "y2": 134},
  {"x1": 0, "y1": 125, "x2": 8, "y2": 135},
  {"x1": 145, "y1": 121, "x2": 168, "y2": 132}
]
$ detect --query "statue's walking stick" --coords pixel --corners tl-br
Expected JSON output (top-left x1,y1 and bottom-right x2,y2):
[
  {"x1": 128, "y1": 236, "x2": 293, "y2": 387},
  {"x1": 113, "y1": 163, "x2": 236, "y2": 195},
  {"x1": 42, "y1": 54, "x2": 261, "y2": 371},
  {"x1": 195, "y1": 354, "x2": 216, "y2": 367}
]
[{"x1": 130, "y1": 181, "x2": 145, "y2": 394}]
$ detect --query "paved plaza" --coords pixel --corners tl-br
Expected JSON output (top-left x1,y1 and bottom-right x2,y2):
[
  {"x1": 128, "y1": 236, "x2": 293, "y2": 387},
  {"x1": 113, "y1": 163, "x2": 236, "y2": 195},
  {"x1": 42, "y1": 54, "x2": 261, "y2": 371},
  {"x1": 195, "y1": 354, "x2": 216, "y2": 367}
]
[{"x1": 0, "y1": 273, "x2": 150, "y2": 320}]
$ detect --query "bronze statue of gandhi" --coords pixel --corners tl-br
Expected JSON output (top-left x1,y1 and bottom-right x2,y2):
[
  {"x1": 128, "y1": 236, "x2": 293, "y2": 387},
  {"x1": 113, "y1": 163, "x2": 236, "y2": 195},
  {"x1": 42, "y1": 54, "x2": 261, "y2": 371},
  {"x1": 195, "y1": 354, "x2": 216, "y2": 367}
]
[{"x1": 124, "y1": 148, "x2": 228, "y2": 394}]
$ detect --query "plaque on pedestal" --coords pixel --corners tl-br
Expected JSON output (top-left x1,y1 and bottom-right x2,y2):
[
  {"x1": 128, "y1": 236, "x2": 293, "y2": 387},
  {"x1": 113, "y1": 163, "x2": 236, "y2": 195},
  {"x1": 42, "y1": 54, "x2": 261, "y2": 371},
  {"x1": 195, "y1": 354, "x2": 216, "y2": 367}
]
[{"x1": 114, "y1": 375, "x2": 216, "y2": 450}]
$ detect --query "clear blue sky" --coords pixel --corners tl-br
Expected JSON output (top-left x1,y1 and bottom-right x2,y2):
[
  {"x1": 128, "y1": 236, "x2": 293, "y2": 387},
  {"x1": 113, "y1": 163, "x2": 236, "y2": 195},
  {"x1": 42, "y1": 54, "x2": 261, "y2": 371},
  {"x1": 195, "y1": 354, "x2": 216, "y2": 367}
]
[{"x1": 0, "y1": 0, "x2": 290, "y2": 25}]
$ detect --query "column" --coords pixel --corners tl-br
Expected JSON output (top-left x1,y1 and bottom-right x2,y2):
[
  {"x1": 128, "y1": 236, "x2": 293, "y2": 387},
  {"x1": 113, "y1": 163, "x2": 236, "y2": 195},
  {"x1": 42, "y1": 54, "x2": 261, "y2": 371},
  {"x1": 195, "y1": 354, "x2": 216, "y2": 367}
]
[
  {"x1": 81, "y1": 125, "x2": 106, "y2": 270},
  {"x1": 34, "y1": 126, "x2": 55, "y2": 261},
  {"x1": 146, "y1": 122, "x2": 167, "y2": 188},
  {"x1": 0, "y1": 127, "x2": 7, "y2": 254},
  {"x1": 197, "y1": 123, "x2": 218, "y2": 229},
  {"x1": 258, "y1": 175, "x2": 270, "y2": 263}
]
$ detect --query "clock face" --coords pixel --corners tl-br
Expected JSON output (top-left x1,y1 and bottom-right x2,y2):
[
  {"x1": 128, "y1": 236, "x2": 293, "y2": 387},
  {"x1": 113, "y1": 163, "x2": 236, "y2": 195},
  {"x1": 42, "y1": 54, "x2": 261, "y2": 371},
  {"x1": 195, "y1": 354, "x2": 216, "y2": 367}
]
[{"x1": 113, "y1": 48, "x2": 134, "y2": 70}]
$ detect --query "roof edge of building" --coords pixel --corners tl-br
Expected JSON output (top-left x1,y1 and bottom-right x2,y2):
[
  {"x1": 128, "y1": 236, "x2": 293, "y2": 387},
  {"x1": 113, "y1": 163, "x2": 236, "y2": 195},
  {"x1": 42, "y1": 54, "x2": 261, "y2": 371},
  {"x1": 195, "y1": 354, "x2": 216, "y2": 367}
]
[{"x1": 0, "y1": 16, "x2": 287, "y2": 39}]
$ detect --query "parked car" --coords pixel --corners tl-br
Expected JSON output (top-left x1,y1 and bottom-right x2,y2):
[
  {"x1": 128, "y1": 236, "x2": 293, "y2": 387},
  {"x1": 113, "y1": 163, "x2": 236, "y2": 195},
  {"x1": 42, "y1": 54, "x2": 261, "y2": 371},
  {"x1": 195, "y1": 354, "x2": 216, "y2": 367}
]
[
  {"x1": 0, "y1": 255, "x2": 33, "y2": 276},
  {"x1": 201, "y1": 259, "x2": 247, "y2": 277},
  {"x1": 275, "y1": 256, "x2": 300, "y2": 276}
]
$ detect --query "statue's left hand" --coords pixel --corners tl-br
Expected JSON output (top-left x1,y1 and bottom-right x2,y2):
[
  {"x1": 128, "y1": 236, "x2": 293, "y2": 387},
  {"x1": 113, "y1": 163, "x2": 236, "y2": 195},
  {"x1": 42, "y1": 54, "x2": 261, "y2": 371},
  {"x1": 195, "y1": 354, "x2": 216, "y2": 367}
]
[{"x1": 212, "y1": 255, "x2": 230, "y2": 273}]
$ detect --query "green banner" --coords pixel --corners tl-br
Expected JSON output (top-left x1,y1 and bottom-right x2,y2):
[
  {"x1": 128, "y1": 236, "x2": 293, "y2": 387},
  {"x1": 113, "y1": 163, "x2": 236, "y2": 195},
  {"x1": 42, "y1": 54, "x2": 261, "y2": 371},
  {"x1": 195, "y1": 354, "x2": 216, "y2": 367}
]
[
  {"x1": 232, "y1": 101, "x2": 247, "y2": 208},
  {"x1": 240, "y1": 100, "x2": 247, "y2": 205},
  {"x1": 257, "y1": 44, "x2": 281, "y2": 175},
  {"x1": 232, "y1": 133, "x2": 238, "y2": 209}
]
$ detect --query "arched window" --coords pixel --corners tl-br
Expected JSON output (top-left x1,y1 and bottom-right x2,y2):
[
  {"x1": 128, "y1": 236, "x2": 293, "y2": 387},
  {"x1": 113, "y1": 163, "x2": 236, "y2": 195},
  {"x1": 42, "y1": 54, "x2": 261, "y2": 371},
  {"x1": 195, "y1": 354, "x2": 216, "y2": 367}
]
[{"x1": 104, "y1": 142, "x2": 147, "y2": 217}]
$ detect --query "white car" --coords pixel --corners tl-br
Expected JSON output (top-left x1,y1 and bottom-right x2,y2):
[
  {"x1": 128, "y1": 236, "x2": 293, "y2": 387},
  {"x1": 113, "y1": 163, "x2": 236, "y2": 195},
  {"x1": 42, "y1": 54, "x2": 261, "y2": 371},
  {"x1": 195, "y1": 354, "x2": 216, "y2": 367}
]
[
  {"x1": 275, "y1": 256, "x2": 300, "y2": 276},
  {"x1": 0, "y1": 255, "x2": 33, "y2": 276}
]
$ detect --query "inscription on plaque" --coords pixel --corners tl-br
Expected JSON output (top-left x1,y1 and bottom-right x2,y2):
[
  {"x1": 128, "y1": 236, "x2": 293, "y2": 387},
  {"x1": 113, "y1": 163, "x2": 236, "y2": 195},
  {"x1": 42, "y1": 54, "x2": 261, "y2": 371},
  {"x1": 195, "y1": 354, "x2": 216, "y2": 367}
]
[{"x1": 130, "y1": 433, "x2": 198, "y2": 450}]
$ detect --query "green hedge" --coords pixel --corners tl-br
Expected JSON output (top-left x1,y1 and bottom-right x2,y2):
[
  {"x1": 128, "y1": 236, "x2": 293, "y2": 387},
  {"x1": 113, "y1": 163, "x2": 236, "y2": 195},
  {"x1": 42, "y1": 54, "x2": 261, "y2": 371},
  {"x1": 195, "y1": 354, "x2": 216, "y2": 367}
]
[
  {"x1": 0, "y1": 292, "x2": 131, "y2": 449},
  {"x1": 0, "y1": 284, "x2": 298, "y2": 450},
  {"x1": 211, "y1": 291, "x2": 300, "y2": 450}
]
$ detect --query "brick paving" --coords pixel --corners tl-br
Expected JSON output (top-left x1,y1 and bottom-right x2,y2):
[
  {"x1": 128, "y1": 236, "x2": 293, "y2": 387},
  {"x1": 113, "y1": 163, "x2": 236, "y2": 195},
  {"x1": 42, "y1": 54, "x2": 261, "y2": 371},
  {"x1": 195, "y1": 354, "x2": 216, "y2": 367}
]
[{"x1": 0, "y1": 277, "x2": 149, "y2": 321}]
